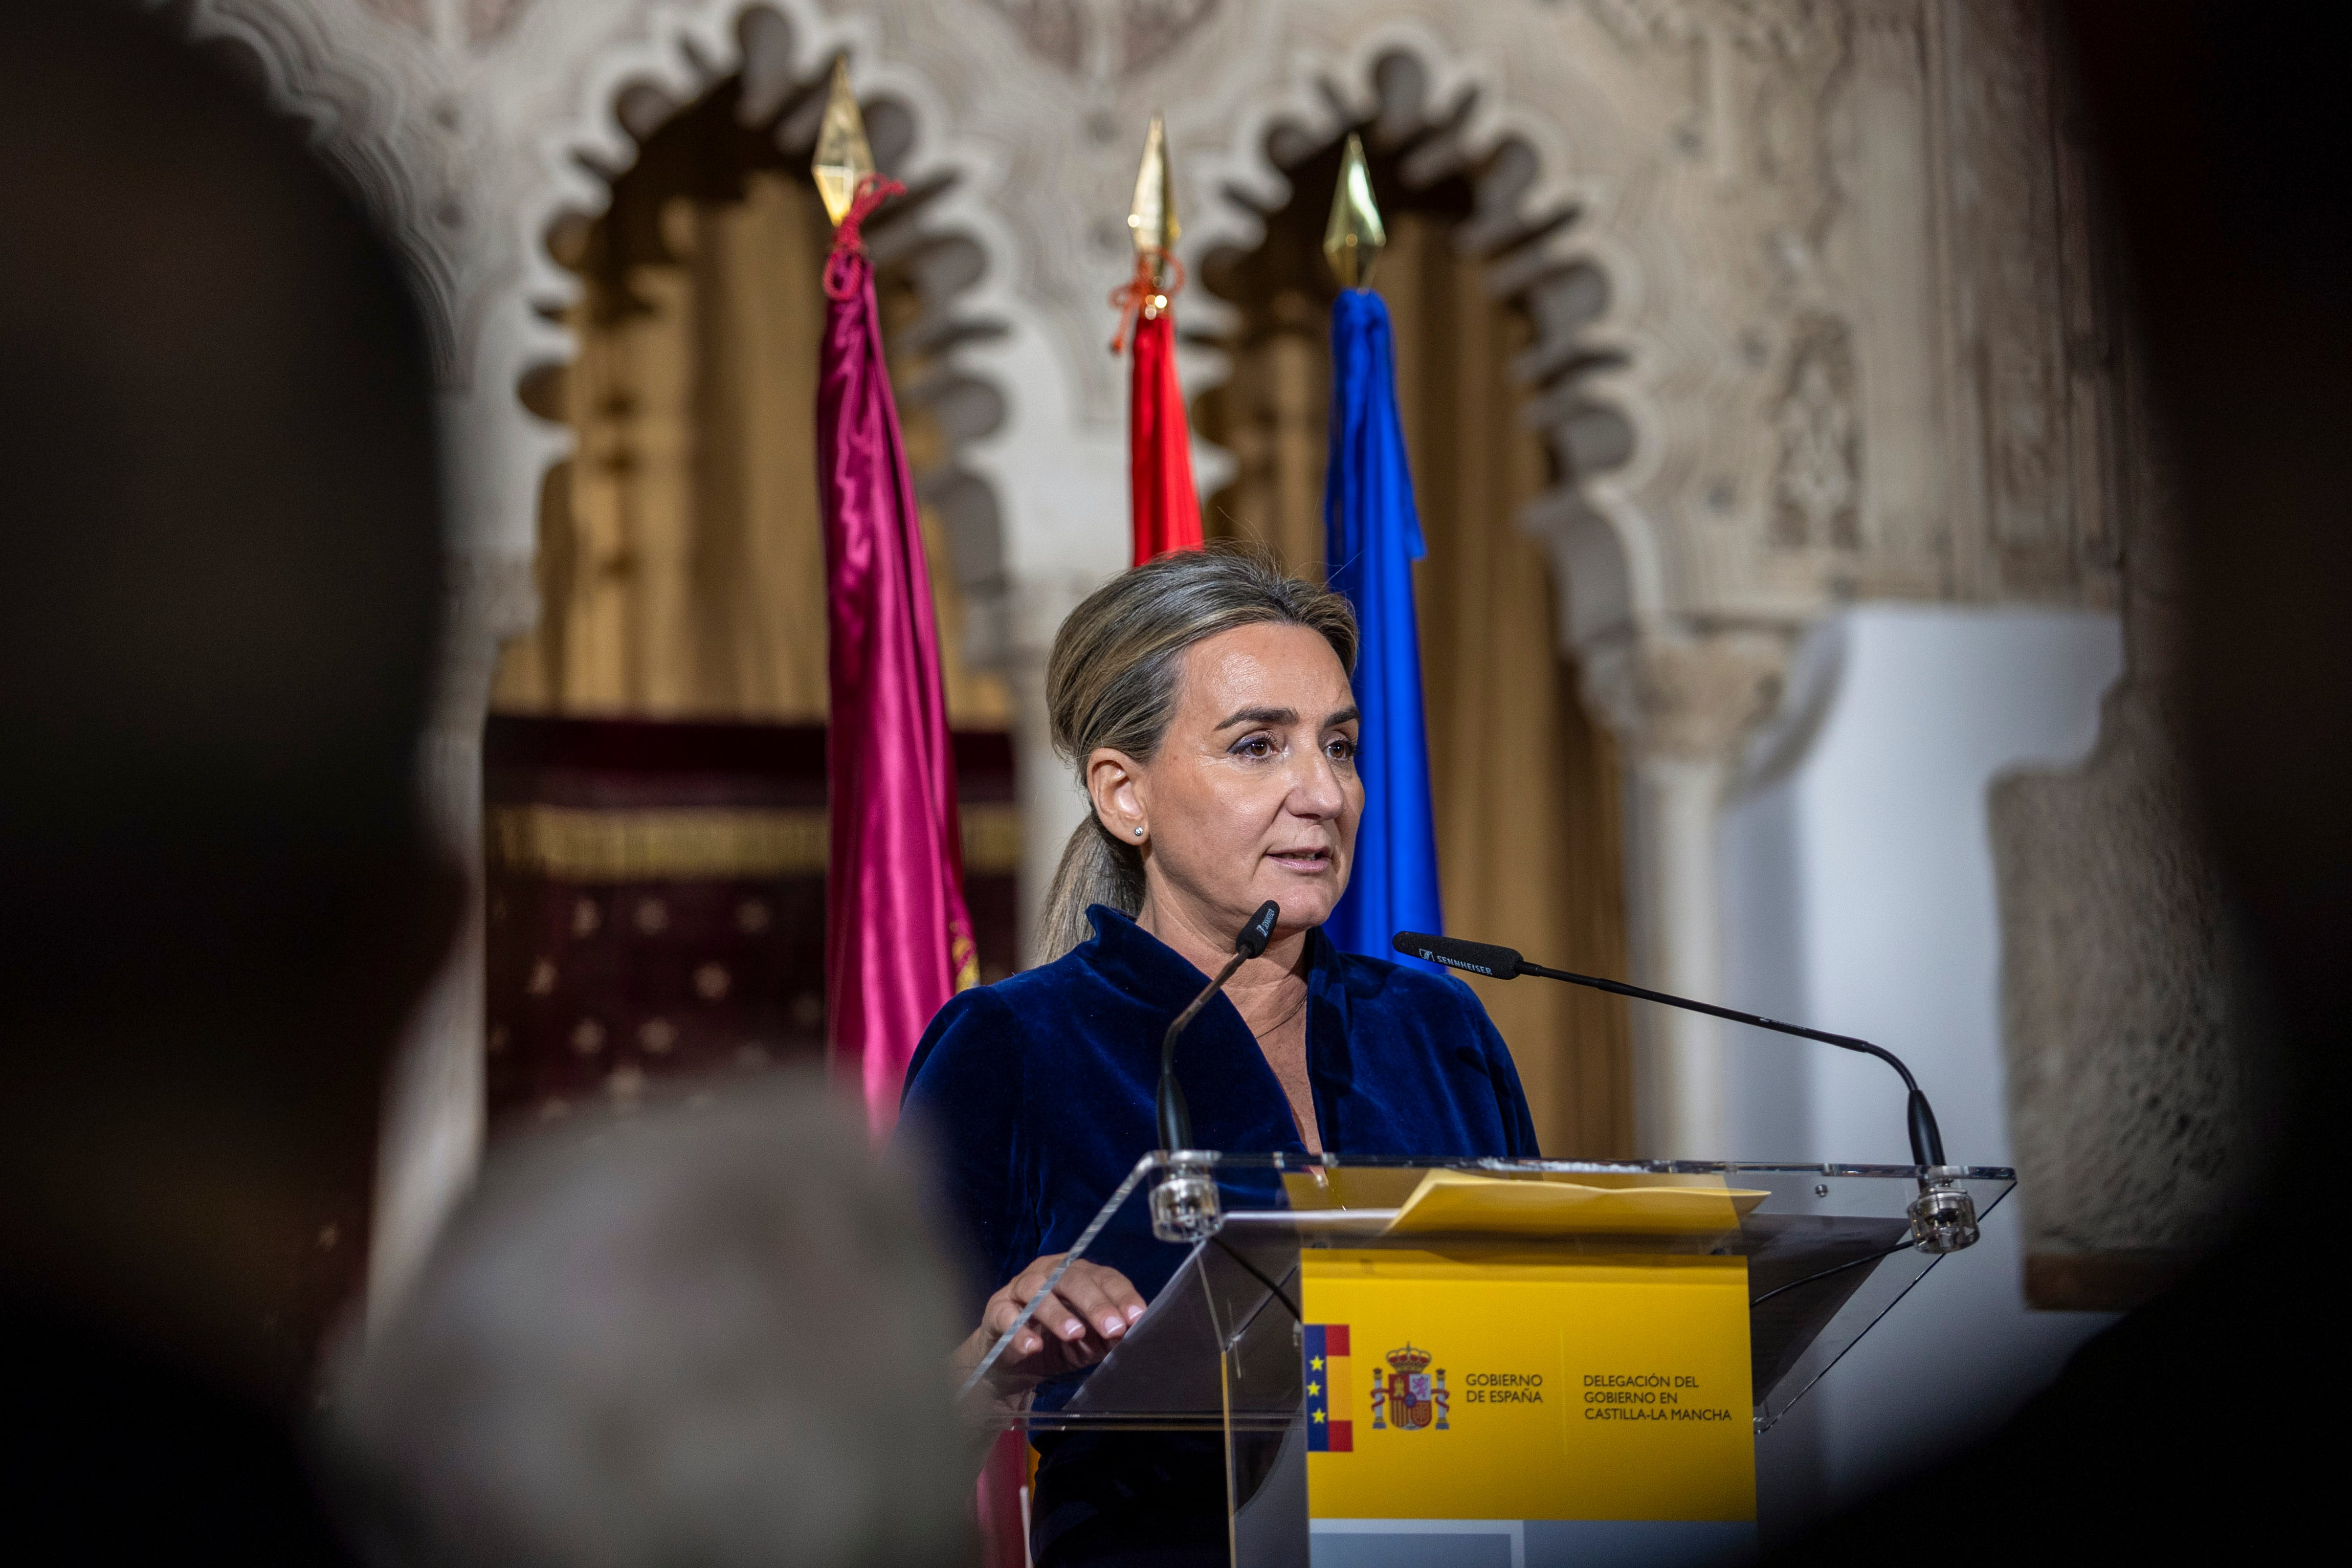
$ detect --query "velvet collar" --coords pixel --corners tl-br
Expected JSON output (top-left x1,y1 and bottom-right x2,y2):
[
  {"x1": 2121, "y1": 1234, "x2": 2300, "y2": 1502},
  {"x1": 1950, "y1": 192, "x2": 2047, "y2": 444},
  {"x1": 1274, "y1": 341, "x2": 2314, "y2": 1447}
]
[
  {"x1": 1078, "y1": 902, "x2": 1353, "y2": 1033},
  {"x1": 1077, "y1": 902, "x2": 1337, "y2": 997},
  {"x1": 1076, "y1": 904, "x2": 1366, "y2": 1151}
]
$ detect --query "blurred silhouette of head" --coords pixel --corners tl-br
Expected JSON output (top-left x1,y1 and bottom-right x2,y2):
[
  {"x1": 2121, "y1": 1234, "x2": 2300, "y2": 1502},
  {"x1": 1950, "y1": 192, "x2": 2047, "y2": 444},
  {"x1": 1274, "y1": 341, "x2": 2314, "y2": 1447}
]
[
  {"x1": 0, "y1": 0, "x2": 457, "y2": 1395},
  {"x1": 327, "y1": 1079, "x2": 976, "y2": 1568}
]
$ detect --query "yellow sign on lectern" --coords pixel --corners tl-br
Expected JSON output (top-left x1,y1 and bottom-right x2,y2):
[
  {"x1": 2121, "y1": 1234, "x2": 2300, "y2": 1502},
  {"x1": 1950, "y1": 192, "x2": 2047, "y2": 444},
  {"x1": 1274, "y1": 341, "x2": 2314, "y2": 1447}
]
[{"x1": 1296, "y1": 1174, "x2": 1759, "y2": 1562}]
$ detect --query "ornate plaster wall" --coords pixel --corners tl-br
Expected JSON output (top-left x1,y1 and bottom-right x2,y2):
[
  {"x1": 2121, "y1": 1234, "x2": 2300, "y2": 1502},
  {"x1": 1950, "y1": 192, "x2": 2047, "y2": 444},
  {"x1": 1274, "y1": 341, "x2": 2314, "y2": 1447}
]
[{"x1": 151, "y1": 0, "x2": 2166, "y2": 1298}]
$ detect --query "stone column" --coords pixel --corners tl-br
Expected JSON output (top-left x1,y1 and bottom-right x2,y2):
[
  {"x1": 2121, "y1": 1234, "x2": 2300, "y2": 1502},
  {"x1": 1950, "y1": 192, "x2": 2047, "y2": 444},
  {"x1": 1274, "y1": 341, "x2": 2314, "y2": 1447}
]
[
  {"x1": 367, "y1": 550, "x2": 536, "y2": 1321},
  {"x1": 1845, "y1": 0, "x2": 1948, "y2": 564},
  {"x1": 1585, "y1": 630, "x2": 1786, "y2": 1159}
]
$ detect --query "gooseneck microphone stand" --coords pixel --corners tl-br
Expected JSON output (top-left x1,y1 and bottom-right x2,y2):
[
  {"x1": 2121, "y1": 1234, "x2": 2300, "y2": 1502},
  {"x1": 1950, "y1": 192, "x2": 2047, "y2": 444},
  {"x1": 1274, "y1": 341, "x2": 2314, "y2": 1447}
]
[
  {"x1": 1149, "y1": 899, "x2": 1281, "y2": 1242},
  {"x1": 1394, "y1": 931, "x2": 1980, "y2": 1252}
]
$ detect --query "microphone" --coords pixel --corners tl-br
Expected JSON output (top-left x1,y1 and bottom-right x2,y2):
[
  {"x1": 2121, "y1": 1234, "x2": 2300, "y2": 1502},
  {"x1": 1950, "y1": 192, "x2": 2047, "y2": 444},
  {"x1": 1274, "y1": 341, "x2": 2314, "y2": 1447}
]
[
  {"x1": 1158, "y1": 900, "x2": 1281, "y2": 1151},
  {"x1": 1394, "y1": 930, "x2": 1979, "y2": 1252},
  {"x1": 1149, "y1": 900, "x2": 1280, "y2": 1244}
]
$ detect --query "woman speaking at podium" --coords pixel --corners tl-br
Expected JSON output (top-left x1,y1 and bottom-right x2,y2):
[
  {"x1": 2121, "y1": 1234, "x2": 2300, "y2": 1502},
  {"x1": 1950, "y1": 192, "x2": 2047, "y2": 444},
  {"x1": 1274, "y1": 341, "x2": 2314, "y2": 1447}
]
[{"x1": 901, "y1": 549, "x2": 1537, "y2": 1566}]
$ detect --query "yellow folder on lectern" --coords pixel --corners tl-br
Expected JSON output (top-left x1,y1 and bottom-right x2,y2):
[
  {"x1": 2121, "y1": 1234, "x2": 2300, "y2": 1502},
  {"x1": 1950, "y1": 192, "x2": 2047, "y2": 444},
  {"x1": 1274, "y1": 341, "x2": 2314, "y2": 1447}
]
[{"x1": 1383, "y1": 1169, "x2": 1770, "y2": 1237}]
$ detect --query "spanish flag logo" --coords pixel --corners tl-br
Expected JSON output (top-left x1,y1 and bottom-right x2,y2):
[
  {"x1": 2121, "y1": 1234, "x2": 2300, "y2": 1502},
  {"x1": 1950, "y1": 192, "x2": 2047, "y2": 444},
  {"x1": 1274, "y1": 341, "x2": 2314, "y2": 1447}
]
[{"x1": 1304, "y1": 1324, "x2": 1353, "y2": 1452}]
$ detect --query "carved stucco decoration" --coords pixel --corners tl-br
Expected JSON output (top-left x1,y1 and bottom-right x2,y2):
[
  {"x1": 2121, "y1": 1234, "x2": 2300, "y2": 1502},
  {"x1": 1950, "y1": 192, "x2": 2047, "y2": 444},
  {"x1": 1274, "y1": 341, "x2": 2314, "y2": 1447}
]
[
  {"x1": 1771, "y1": 312, "x2": 1861, "y2": 550},
  {"x1": 356, "y1": 0, "x2": 535, "y2": 39},
  {"x1": 158, "y1": 3, "x2": 1041, "y2": 606},
  {"x1": 160, "y1": 0, "x2": 2113, "y2": 695},
  {"x1": 530, "y1": 13, "x2": 1019, "y2": 671},
  {"x1": 821, "y1": 0, "x2": 1852, "y2": 713},
  {"x1": 981, "y1": 0, "x2": 1221, "y2": 78}
]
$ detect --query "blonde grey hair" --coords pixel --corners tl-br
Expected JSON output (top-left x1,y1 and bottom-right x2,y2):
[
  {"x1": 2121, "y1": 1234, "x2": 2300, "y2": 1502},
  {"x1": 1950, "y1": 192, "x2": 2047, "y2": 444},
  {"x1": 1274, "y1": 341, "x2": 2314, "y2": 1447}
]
[{"x1": 1039, "y1": 546, "x2": 1358, "y2": 962}]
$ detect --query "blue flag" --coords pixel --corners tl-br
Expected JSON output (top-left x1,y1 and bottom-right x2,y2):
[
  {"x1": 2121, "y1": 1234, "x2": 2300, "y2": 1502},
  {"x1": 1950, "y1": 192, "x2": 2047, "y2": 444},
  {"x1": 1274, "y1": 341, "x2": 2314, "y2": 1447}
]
[{"x1": 1323, "y1": 288, "x2": 1442, "y2": 967}]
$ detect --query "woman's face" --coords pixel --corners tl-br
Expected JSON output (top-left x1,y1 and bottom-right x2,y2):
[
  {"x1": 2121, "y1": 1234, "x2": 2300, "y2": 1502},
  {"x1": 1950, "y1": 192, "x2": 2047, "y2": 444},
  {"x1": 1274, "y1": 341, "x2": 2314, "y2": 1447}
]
[{"x1": 1089, "y1": 621, "x2": 1364, "y2": 943}]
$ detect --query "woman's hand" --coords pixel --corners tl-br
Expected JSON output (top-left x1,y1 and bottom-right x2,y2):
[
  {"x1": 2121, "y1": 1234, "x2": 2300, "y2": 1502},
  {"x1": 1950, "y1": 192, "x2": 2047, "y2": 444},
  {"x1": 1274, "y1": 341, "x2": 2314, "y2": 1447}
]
[{"x1": 954, "y1": 1254, "x2": 1148, "y2": 1394}]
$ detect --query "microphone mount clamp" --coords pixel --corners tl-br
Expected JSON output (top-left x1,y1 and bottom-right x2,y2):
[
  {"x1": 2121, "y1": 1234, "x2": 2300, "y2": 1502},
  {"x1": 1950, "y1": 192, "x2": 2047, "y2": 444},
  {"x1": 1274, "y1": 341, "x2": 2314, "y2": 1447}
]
[{"x1": 1150, "y1": 901, "x2": 1281, "y2": 1243}]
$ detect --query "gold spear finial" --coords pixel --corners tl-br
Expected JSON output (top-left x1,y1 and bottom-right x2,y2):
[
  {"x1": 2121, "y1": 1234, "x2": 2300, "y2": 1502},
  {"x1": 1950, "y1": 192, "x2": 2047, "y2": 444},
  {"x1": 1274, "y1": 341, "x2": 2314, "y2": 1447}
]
[
  {"x1": 812, "y1": 57, "x2": 874, "y2": 227},
  {"x1": 1323, "y1": 132, "x2": 1388, "y2": 290},
  {"x1": 1127, "y1": 113, "x2": 1178, "y2": 278}
]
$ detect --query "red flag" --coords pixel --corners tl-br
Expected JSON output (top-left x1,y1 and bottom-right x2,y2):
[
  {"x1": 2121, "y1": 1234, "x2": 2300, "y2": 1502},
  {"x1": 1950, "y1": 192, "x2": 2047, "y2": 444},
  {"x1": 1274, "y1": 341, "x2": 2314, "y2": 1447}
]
[
  {"x1": 817, "y1": 178, "x2": 978, "y2": 1136},
  {"x1": 1126, "y1": 303, "x2": 1201, "y2": 564},
  {"x1": 1112, "y1": 115, "x2": 1200, "y2": 563},
  {"x1": 1113, "y1": 254, "x2": 1202, "y2": 564}
]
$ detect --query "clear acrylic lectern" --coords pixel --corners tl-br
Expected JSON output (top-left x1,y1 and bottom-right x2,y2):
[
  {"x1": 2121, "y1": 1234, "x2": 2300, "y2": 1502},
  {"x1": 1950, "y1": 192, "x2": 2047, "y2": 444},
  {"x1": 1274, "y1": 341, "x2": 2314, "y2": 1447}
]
[{"x1": 962, "y1": 1153, "x2": 2014, "y2": 1568}]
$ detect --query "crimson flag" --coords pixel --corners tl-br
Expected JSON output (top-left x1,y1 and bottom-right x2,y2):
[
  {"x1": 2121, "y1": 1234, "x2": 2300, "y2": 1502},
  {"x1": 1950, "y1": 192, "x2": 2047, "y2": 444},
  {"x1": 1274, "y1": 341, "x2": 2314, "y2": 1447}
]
[
  {"x1": 1125, "y1": 302, "x2": 1201, "y2": 563},
  {"x1": 816, "y1": 178, "x2": 978, "y2": 1135}
]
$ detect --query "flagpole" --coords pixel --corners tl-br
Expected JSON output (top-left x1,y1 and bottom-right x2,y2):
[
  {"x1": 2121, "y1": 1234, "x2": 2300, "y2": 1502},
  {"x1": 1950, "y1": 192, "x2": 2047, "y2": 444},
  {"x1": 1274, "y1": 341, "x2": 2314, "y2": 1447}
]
[{"x1": 1114, "y1": 113, "x2": 1203, "y2": 564}]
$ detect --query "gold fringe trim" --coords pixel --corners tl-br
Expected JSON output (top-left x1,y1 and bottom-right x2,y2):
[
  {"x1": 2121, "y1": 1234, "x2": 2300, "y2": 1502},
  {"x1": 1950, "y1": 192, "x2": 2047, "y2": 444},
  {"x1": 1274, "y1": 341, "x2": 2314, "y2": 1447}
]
[{"x1": 488, "y1": 802, "x2": 1021, "y2": 883}]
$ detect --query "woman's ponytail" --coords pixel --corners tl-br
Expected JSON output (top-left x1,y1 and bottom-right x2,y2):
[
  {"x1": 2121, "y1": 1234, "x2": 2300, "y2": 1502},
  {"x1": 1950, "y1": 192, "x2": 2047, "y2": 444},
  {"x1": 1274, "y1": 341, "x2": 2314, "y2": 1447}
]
[{"x1": 1038, "y1": 817, "x2": 1148, "y2": 963}]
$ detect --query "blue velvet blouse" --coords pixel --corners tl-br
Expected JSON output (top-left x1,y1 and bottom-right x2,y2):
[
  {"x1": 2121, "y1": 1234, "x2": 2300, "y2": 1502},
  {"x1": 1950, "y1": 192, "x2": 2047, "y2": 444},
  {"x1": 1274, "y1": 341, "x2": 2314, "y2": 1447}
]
[
  {"x1": 902, "y1": 906, "x2": 1538, "y2": 1566},
  {"x1": 901, "y1": 903, "x2": 1539, "y2": 1315}
]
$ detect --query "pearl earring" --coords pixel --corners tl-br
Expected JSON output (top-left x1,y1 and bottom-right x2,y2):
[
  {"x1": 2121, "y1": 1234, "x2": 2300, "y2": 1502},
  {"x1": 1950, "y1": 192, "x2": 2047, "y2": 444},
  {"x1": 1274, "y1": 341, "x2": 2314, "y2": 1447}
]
[{"x1": 1133, "y1": 825, "x2": 1145, "y2": 838}]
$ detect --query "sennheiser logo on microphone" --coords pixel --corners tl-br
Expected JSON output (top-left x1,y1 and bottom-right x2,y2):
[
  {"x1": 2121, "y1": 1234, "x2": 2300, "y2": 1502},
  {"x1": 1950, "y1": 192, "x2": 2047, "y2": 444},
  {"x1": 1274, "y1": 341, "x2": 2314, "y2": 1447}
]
[{"x1": 1423, "y1": 949, "x2": 1499, "y2": 977}]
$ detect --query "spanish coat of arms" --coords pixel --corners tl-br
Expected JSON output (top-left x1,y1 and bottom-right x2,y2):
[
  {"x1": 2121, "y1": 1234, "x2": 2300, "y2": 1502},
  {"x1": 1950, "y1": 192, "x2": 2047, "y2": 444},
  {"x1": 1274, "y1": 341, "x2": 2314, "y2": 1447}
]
[{"x1": 1369, "y1": 1343, "x2": 1450, "y2": 1431}]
